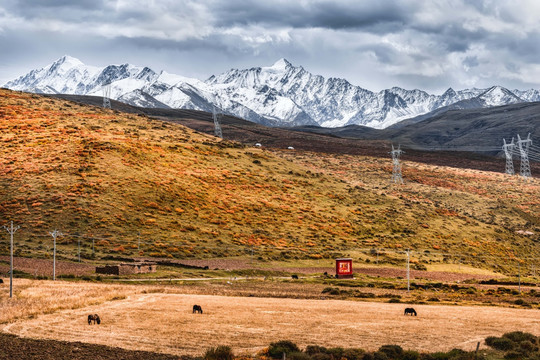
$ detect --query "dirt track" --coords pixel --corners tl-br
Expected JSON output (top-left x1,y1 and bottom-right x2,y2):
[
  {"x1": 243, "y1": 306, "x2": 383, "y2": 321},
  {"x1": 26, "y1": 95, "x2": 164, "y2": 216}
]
[{"x1": 3, "y1": 293, "x2": 538, "y2": 357}]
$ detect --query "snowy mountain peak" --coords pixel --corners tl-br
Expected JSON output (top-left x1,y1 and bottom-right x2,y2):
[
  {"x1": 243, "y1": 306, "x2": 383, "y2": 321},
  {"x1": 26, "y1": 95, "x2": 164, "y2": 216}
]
[
  {"x1": 4, "y1": 56, "x2": 539, "y2": 129},
  {"x1": 46, "y1": 55, "x2": 86, "y2": 77},
  {"x1": 478, "y1": 86, "x2": 522, "y2": 106},
  {"x1": 267, "y1": 58, "x2": 292, "y2": 71},
  {"x1": 442, "y1": 87, "x2": 456, "y2": 97},
  {"x1": 53, "y1": 55, "x2": 85, "y2": 67}
]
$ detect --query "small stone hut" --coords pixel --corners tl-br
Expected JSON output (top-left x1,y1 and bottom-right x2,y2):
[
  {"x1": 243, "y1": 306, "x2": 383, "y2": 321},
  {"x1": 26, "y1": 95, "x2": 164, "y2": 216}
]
[{"x1": 96, "y1": 262, "x2": 157, "y2": 275}]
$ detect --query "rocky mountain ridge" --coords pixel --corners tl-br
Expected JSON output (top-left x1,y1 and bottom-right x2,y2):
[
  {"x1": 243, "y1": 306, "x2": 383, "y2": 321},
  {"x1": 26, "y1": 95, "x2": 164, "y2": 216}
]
[{"x1": 4, "y1": 55, "x2": 540, "y2": 128}]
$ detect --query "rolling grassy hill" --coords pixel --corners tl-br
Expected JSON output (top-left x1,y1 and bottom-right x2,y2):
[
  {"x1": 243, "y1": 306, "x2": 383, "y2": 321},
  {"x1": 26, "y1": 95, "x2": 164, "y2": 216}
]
[{"x1": 0, "y1": 89, "x2": 539, "y2": 274}]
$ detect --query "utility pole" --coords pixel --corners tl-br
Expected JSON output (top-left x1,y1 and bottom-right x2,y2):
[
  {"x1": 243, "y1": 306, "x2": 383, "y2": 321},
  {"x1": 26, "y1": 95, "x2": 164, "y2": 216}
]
[
  {"x1": 517, "y1": 134, "x2": 532, "y2": 179},
  {"x1": 406, "y1": 249, "x2": 410, "y2": 292},
  {"x1": 212, "y1": 105, "x2": 223, "y2": 139},
  {"x1": 49, "y1": 229, "x2": 63, "y2": 280},
  {"x1": 502, "y1": 138, "x2": 515, "y2": 175},
  {"x1": 390, "y1": 144, "x2": 404, "y2": 184},
  {"x1": 4, "y1": 221, "x2": 20, "y2": 298},
  {"x1": 518, "y1": 261, "x2": 521, "y2": 294}
]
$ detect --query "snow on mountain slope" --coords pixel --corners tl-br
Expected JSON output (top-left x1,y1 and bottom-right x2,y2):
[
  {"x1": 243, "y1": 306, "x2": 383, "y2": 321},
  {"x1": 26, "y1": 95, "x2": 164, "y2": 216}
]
[
  {"x1": 3, "y1": 56, "x2": 538, "y2": 129},
  {"x1": 478, "y1": 86, "x2": 523, "y2": 106},
  {"x1": 5, "y1": 55, "x2": 101, "y2": 95}
]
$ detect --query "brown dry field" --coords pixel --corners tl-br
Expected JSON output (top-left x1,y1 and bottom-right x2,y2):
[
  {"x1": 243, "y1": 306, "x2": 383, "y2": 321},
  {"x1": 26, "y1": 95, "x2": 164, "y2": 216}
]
[{"x1": 2, "y1": 291, "x2": 539, "y2": 357}]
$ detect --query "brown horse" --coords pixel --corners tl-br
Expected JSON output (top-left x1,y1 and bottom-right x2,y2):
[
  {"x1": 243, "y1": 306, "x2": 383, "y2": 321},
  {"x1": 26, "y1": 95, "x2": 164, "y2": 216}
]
[
  {"x1": 404, "y1": 308, "x2": 417, "y2": 316},
  {"x1": 88, "y1": 314, "x2": 101, "y2": 324},
  {"x1": 192, "y1": 305, "x2": 203, "y2": 314}
]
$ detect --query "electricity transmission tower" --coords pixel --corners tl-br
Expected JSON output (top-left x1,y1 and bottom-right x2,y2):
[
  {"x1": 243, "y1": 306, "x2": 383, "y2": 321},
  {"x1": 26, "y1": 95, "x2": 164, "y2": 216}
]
[
  {"x1": 517, "y1": 133, "x2": 532, "y2": 179},
  {"x1": 502, "y1": 138, "x2": 516, "y2": 175},
  {"x1": 102, "y1": 83, "x2": 111, "y2": 109},
  {"x1": 212, "y1": 106, "x2": 223, "y2": 139},
  {"x1": 390, "y1": 144, "x2": 404, "y2": 184},
  {"x1": 4, "y1": 221, "x2": 20, "y2": 298}
]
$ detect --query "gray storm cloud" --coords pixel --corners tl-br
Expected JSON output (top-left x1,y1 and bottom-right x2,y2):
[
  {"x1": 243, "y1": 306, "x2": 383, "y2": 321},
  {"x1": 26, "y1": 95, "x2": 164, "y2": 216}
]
[{"x1": 1, "y1": 0, "x2": 540, "y2": 92}]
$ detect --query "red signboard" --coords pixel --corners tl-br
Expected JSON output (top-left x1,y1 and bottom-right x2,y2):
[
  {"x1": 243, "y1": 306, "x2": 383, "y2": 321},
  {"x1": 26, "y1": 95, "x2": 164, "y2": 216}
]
[{"x1": 336, "y1": 258, "x2": 353, "y2": 278}]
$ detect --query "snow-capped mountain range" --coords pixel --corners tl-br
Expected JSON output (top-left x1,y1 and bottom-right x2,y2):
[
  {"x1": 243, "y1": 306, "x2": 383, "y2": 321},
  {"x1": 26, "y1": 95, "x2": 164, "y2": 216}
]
[{"x1": 4, "y1": 55, "x2": 540, "y2": 129}]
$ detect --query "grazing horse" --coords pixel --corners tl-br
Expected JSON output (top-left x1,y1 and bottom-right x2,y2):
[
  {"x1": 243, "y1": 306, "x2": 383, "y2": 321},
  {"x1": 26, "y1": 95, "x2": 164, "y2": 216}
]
[
  {"x1": 404, "y1": 308, "x2": 417, "y2": 316},
  {"x1": 193, "y1": 305, "x2": 203, "y2": 314},
  {"x1": 88, "y1": 314, "x2": 101, "y2": 324},
  {"x1": 291, "y1": 274, "x2": 299, "y2": 279}
]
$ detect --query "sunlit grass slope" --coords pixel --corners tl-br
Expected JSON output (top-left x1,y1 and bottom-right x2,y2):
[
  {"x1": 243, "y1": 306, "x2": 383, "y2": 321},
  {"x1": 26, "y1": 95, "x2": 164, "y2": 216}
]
[{"x1": 0, "y1": 89, "x2": 538, "y2": 273}]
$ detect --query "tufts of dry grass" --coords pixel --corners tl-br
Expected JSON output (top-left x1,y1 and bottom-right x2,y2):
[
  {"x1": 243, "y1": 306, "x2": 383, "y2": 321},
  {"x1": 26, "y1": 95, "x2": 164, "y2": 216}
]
[{"x1": 0, "y1": 279, "x2": 145, "y2": 324}]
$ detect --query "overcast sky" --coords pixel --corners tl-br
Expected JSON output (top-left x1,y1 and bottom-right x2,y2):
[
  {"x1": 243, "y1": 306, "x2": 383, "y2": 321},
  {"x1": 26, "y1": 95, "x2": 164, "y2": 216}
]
[{"x1": 1, "y1": 0, "x2": 540, "y2": 93}]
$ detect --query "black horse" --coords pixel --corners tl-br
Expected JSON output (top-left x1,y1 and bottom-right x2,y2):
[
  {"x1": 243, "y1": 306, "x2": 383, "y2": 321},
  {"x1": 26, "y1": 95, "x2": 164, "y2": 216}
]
[
  {"x1": 88, "y1": 314, "x2": 101, "y2": 324},
  {"x1": 193, "y1": 305, "x2": 203, "y2": 314},
  {"x1": 404, "y1": 308, "x2": 417, "y2": 316}
]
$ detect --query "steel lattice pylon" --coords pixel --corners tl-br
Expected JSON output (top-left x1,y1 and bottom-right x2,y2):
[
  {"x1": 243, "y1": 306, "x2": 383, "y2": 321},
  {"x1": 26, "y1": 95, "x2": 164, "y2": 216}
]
[
  {"x1": 502, "y1": 138, "x2": 516, "y2": 175},
  {"x1": 102, "y1": 83, "x2": 111, "y2": 109},
  {"x1": 212, "y1": 106, "x2": 223, "y2": 139},
  {"x1": 517, "y1": 133, "x2": 532, "y2": 179},
  {"x1": 390, "y1": 144, "x2": 404, "y2": 184}
]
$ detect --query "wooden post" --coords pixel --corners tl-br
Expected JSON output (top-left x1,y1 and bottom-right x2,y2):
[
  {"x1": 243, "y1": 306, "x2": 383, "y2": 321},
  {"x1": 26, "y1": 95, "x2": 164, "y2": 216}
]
[{"x1": 518, "y1": 261, "x2": 521, "y2": 293}]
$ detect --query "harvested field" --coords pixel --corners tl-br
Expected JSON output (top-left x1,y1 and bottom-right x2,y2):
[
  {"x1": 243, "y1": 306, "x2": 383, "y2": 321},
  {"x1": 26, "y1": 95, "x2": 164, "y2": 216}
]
[{"x1": 3, "y1": 292, "x2": 538, "y2": 357}]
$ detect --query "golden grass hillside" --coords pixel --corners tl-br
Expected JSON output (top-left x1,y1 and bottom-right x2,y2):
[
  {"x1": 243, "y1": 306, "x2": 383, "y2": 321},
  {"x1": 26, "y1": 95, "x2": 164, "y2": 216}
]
[{"x1": 0, "y1": 89, "x2": 538, "y2": 273}]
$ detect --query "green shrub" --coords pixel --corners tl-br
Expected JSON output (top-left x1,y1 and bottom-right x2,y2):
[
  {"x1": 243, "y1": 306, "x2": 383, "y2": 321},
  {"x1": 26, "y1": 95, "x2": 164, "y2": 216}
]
[
  {"x1": 401, "y1": 350, "x2": 420, "y2": 360},
  {"x1": 388, "y1": 298, "x2": 401, "y2": 303},
  {"x1": 305, "y1": 345, "x2": 328, "y2": 356},
  {"x1": 204, "y1": 346, "x2": 234, "y2": 360},
  {"x1": 342, "y1": 348, "x2": 365, "y2": 360},
  {"x1": 486, "y1": 337, "x2": 514, "y2": 351},
  {"x1": 310, "y1": 353, "x2": 332, "y2": 360},
  {"x1": 287, "y1": 352, "x2": 311, "y2": 360},
  {"x1": 372, "y1": 352, "x2": 388, "y2": 360},
  {"x1": 502, "y1": 331, "x2": 537, "y2": 344},
  {"x1": 518, "y1": 340, "x2": 536, "y2": 353},
  {"x1": 268, "y1": 340, "x2": 300, "y2": 359},
  {"x1": 377, "y1": 345, "x2": 403, "y2": 358},
  {"x1": 322, "y1": 287, "x2": 341, "y2": 295},
  {"x1": 327, "y1": 347, "x2": 344, "y2": 359},
  {"x1": 503, "y1": 351, "x2": 522, "y2": 359}
]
